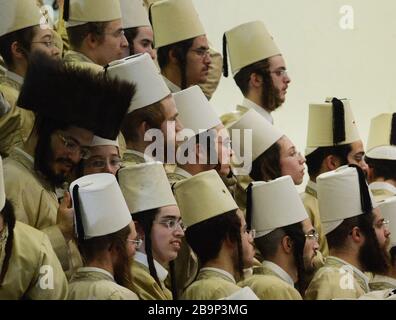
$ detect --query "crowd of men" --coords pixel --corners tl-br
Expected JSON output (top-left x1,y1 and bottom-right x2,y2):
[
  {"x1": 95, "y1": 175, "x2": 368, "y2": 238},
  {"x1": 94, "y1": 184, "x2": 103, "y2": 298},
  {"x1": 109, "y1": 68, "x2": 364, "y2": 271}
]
[{"x1": 0, "y1": 0, "x2": 395, "y2": 300}]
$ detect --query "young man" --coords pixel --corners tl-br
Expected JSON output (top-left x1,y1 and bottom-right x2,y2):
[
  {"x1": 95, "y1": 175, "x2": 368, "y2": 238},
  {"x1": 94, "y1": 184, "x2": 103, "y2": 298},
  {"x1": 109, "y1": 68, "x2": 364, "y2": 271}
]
[
  {"x1": 305, "y1": 165, "x2": 390, "y2": 299},
  {"x1": 365, "y1": 113, "x2": 396, "y2": 201},
  {"x1": 105, "y1": 52, "x2": 181, "y2": 166},
  {"x1": 149, "y1": 0, "x2": 221, "y2": 99},
  {"x1": 118, "y1": 162, "x2": 183, "y2": 300},
  {"x1": 230, "y1": 109, "x2": 305, "y2": 209},
  {"x1": 0, "y1": 0, "x2": 60, "y2": 156},
  {"x1": 63, "y1": 0, "x2": 129, "y2": 70},
  {"x1": 3, "y1": 52, "x2": 134, "y2": 275},
  {"x1": 0, "y1": 156, "x2": 68, "y2": 299},
  {"x1": 239, "y1": 176, "x2": 319, "y2": 299},
  {"x1": 302, "y1": 98, "x2": 367, "y2": 257},
  {"x1": 68, "y1": 173, "x2": 139, "y2": 300},
  {"x1": 221, "y1": 21, "x2": 291, "y2": 127},
  {"x1": 174, "y1": 170, "x2": 257, "y2": 300},
  {"x1": 120, "y1": 0, "x2": 156, "y2": 60}
]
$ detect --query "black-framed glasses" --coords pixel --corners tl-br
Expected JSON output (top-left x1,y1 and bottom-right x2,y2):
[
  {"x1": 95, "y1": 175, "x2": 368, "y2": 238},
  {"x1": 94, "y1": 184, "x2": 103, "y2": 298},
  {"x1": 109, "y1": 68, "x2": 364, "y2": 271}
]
[
  {"x1": 127, "y1": 238, "x2": 143, "y2": 249},
  {"x1": 57, "y1": 133, "x2": 91, "y2": 159},
  {"x1": 155, "y1": 218, "x2": 186, "y2": 232},
  {"x1": 85, "y1": 156, "x2": 123, "y2": 169}
]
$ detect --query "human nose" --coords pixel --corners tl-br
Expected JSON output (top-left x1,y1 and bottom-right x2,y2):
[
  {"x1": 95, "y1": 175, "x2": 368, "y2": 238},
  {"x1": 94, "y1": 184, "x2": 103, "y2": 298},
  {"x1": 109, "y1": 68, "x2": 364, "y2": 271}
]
[{"x1": 121, "y1": 34, "x2": 129, "y2": 47}]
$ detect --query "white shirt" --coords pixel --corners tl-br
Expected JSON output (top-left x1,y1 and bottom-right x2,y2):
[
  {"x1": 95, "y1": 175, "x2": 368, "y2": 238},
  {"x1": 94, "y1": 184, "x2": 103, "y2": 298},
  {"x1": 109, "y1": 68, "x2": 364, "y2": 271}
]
[
  {"x1": 163, "y1": 76, "x2": 181, "y2": 93},
  {"x1": 5, "y1": 70, "x2": 24, "y2": 86},
  {"x1": 241, "y1": 98, "x2": 273, "y2": 124},
  {"x1": 369, "y1": 181, "x2": 396, "y2": 195},
  {"x1": 262, "y1": 260, "x2": 295, "y2": 287},
  {"x1": 134, "y1": 251, "x2": 168, "y2": 282},
  {"x1": 200, "y1": 267, "x2": 236, "y2": 284}
]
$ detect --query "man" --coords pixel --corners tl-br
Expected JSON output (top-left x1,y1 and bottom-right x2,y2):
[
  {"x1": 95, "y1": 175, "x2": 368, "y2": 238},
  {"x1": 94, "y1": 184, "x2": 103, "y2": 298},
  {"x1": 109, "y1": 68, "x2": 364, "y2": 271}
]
[
  {"x1": 68, "y1": 173, "x2": 139, "y2": 300},
  {"x1": 149, "y1": 0, "x2": 222, "y2": 99},
  {"x1": 365, "y1": 113, "x2": 396, "y2": 201},
  {"x1": 3, "y1": 52, "x2": 134, "y2": 274},
  {"x1": 118, "y1": 162, "x2": 183, "y2": 300},
  {"x1": 174, "y1": 170, "x2": 257, "y2": 300},
  {"x1": 105, "y1": 52, "x2": 181, "y2": 166},
  {"x1": 169, "y1": 85, "x2": 233, "y2": 184},
  {"x1": 305, "y1": 165, "x2": 390, "y2": 299},
  {"x1": 81, "y1": 136, "x2": 121, "y2": 176},
  {"x1": 0, "y1": 0, "x2": 60, "y2": 156},
  {"x1": 0, "y1": 156, "x2": 68, "y2": 299},
  {"x1": 63, "y1": 0, "x2": 129, "y2": 70},
  {"x1": 221, "y1": 21, "x2": 291, "y2": 127},
  {"x1": 369, "y1": 196, "x2": 396, "y2": 290},
  {"x1": 239, "y1": 176, "x2": 319, "y2": 299},
  {"x1": 120, "y1": 0, "x2": 156, "y2": 59},
  {"x1": 302, "y1": 98, "x2": 368, "y2": 257}
]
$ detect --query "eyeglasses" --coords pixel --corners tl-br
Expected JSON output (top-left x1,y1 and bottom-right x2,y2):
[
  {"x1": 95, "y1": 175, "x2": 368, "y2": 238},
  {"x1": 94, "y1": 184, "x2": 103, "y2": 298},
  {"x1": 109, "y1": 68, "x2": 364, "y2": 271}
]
[
  {"x1": 104, "y1": 29, "x2": 125, "y2": 38},
  {"x1": 85, "y1": 157, "x2": 122, "y2": 169},
  {"x1": 31, "y1": 40, "x2": 56, "y2": 48},
  {"x1": 190, "y1": 48, "x2": 210, "y2": 58},
  {"x1": 305, "y1": 230, "x2": 320, "y2": 241},
  {"x1": 155, "y1": 218, "x2": 186, "y2": 232},
  {"x1": 375, "y1": 219, "x2": 390, "y2": 229},
  {"x1": 270, "y1": 69, "x2": 289, "y2": 78},
  {"x1": 127, "y1": 238, "x2": 143, "y2": 249},
  {"x1": 57, "y1": 133, "x2": 91, "y2": 159}
]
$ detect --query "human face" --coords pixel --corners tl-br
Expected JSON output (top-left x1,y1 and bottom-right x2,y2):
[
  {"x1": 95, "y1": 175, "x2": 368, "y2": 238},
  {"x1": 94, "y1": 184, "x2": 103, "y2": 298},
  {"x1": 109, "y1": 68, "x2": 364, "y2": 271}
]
[
  {"x1": 185, "y1": 35, "x2": 211, "y2": 87},
  {"x1": 238, "y1": 211, "x2": 256, "y2": 269},
  {"x1": 151, "y1": 205, "x2": 184, "y2": 266},
  {"x1": 126, "y1": 221, "x2": 140, "y2": 258},
  {"x1": 268, "y1": 55, "x2": 290, "y2": 104},
  {"x1": 132, "y1": 26, "x2": 156, "y2": 60},
  {"x1": 373, "y1": 207, "x2": 391, "y2": 250},
  {"x1": 214, "y1": 124, "x2": 234, "y2": 177},
  {"x1": 347, "y1": 140, "x2": 368, "y2": 175},
  {"x1": 30, "y1": 26, "x2": 60, "y2": 58},
  {"x1": 83, "y1": 145, "x2": 121, "y2": 176},
  {"x1": 301, "y1": 219, "x2": 319, "y2": 272},
  {"x1": 278, "y1": 136, "x2": 306, "y2": 185},
  {"x1": 94, "y1": 19, "x2": 129, "y2": 66},
  {"x1": 50, "y1": 127, "x2": 93, "y2": 181}
]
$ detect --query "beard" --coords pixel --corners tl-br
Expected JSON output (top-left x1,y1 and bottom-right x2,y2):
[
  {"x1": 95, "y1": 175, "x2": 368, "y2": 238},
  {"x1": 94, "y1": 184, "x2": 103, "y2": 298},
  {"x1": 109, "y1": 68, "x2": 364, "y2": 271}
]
[
  {"x1": 113, "y1": 249, "x2": 133, "y2": 289},
  {"x1": 359, "y1": 233, "x2": 390, "y2": 275},
  {"x1": 261, "y1": 83, "x2": 284, "y2": 112}
]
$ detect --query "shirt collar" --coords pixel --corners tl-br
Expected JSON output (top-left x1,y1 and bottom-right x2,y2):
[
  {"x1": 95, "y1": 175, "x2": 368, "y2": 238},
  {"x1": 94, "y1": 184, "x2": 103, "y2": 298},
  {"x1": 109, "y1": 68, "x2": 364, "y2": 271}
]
[
  {"x1": 5, "y1": 70, "x2": 24, "y2": 86},
  {"x1": 242, "y1": 98, "x2": 273, "y2": 124},
  {"x1": 65, "y1": 50, "x2": 96, "y2": 64},
  {"x1": 15, "y1": 147, "x2": 34, "y2": 167},
  {"x1": 200, "y1": 267, "x2": 236, "y2": 284},
  {"x1": 305, "y1": 180, "x2": 318, "y2": 198},
  {"x1": 174, "y1": 166, "x2": 193, "y2": 178},
  {"x1": 134, "y1": 251, "x2": 169, "y2": 282},
  {"x1": 369, "y1": 181, "x2": 396, "y2": 195},
  {"x1": 262, "y1": 260, "x2": 295, "y2": 286},
  {"x1": 77, "y1": 267, "x2": 115, "y2": 281},
  {"x1": 163, "y1": 76, "x2": 181, "y2": 93}
]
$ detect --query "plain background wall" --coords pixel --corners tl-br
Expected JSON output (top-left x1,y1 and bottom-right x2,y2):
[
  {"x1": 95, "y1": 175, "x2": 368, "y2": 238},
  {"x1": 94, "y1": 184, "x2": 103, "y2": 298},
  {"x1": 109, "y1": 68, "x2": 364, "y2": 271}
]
[{"x1": 193, "y1": 0, "x2": 396, "y2": 189}]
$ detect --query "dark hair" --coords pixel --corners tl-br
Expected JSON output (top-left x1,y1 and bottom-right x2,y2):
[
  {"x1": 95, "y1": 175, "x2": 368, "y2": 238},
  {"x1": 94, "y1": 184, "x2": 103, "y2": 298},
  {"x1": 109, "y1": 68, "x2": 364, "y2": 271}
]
[
  {"x1": 121, "y1": 101, "x2": 165, "y2": 144},
  {"x1": 0, "y1": 200, "x2": 16, "y2": 286},
  {"x1": 124, "y1": 27, "x2": 139, "y2": 56},
  {"x1": 185, "y1": 210, "x2": 244, "y2": 280},
  {"x1": 178, "y1": 129, "x2": 217, "y2": 165},
  {"x1": 77, "y1": 224, "x2": 132, "y2": 288},
  {"x1": 250, "y1": 141, "x2": 281, "y2": 181},
  {"x1": 234, "y1": 59, "x2": 281, "y2": 111},
  {"x1": 390, "y1": 246, "x2": 396, "y2": 267},
  {"x1": 365, "y1": 157, "x2": 396, "y2": 181},
  {"x1": 0, "y1": 26, "x2": 36, "y2": 68},
  {"x1": 66, "y1": 22, "x2": 108, "y2": 50},
  {"x1": 132, "y1": 208, "x2": 178, "y2": 299},
  {"x1": 157, "y1": 38, "x2": 194, "y2": 89},
  {"x1": 305, "y1": 144, "x2": 351, "y2": 178}
]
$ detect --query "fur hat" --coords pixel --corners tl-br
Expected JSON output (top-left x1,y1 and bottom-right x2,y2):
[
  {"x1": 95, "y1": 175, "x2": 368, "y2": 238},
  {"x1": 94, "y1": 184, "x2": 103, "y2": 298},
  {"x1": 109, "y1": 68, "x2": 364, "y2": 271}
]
[{"x1": 17, "y1": 52, "x2": 135, "y2": 140}]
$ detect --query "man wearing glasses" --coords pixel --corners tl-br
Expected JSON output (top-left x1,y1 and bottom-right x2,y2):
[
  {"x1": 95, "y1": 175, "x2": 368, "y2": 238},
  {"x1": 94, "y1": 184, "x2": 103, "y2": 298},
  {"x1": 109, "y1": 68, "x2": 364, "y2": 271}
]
[
  {"x1": 149, "y1": 0, "x2": 215, "y2": 96},
  {"x1": 63, "y1": 0, "x2": 129, "y2": 70},
  {"x1": 239, "y1": 176, "x2": 319, "y2": 300},
  {"x1": 0, "y1": 0, "x2": 61, "y2": 157},
  {"x1": 221, "y1": 20, "x2": 291, "y2": 127},
  {"x1": 3, "y1": 52, "x2": 134, "y2": 276}
]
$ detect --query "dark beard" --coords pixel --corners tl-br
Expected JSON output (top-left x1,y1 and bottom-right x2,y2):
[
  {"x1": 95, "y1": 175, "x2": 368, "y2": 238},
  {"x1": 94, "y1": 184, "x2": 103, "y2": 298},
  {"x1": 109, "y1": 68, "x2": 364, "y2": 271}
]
[
  {"x1": 261, "y1": 83, "x2": 283, "y2": 112},
  {"x1": 113, "y1": 250, "x2": 133, "y2": 289},
  {"x1": 359, "y1": 234, "x2": 390, "y2": 274}
]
